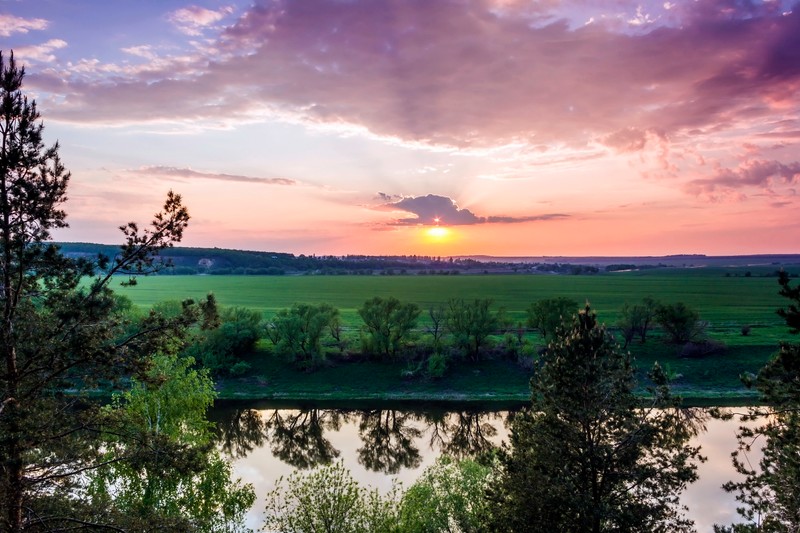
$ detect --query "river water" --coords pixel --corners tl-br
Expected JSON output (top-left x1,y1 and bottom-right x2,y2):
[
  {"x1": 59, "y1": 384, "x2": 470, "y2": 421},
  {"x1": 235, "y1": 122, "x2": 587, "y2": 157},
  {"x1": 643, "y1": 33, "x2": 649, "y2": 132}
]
[{"x1": 210, "y1": 403, "x2": 756, "y2": 532}]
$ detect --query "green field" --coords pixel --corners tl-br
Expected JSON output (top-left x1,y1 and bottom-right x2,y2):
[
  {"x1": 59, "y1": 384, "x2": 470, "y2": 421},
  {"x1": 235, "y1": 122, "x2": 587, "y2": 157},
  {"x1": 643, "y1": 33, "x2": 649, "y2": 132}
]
[
  {"x1": 113, "y1": 271, "x2": 792, "y2": 403},
  {"x1": 115, "y1": 271, "x2": 785, "y2": 326}
]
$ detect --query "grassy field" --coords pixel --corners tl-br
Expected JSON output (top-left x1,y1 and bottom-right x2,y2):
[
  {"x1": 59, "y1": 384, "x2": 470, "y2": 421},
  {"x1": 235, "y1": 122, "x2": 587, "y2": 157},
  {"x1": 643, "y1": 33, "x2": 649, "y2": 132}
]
[
  {"x1": 113, "y1": 270, "x2": 792, "y2": 403},
  {"x1": 115, "y1": 271, "x2": 786, "y2": 327}
]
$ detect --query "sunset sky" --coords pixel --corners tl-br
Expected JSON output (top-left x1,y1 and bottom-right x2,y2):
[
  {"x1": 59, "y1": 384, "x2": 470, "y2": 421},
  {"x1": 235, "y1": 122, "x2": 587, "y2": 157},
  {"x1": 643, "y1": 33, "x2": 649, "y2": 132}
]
[{"x1": 1, "y1": 0, "x2": 799, "y2": 256}]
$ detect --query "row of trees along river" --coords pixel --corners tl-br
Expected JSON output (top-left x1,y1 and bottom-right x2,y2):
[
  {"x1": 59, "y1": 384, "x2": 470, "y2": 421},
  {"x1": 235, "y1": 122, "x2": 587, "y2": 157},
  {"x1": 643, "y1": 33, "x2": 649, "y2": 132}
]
[{"x1": 2, "y1": 49, "x2": 800, "y2": 531}]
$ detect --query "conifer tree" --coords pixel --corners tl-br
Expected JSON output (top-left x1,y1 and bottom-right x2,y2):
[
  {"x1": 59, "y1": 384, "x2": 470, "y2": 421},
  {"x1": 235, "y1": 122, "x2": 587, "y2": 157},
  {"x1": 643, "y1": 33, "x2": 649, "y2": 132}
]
[
  {"x1": 489, "y1": 305, "x2": 702, "y2": 532},
  {"x1": 0, "y1": 50, "x2": 216, "y2": 531},
  {"x1": 716, "y1": 271, "x2": 800, "y2": 532}
]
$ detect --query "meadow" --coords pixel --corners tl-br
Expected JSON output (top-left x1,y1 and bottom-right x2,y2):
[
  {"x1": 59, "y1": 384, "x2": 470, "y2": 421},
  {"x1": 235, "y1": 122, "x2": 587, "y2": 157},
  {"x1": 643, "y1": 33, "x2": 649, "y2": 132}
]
[
  {"x1": 114, "y1": 269, "x2": 793, "y2": 403},
  {"x1": 115, "y1": 270, "x2": 786, "y2": 327}
]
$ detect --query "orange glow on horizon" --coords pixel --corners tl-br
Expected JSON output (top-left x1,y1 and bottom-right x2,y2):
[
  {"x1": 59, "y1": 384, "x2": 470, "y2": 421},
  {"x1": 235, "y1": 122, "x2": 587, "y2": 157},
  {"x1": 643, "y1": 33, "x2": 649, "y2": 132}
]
[{"x1": 426, "y1": 226, "x2": 450, "y2": 239}]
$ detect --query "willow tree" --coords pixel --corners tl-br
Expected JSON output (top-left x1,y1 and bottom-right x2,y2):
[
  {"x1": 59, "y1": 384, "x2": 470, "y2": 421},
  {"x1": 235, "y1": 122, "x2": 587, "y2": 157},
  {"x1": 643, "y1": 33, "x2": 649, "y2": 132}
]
[
  {"x1": 0, "y1": 51, "x2": 211, "y2": 531},
  {"x1": 489, "y1": 305, "x2": 702, "y2": 532}
]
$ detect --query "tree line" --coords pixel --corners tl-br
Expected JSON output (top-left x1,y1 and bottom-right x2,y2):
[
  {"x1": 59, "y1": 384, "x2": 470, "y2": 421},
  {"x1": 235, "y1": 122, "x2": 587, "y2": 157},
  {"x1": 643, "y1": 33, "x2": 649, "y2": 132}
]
[{"x1": 184, "y1": 292, "x2": 712, "y2": 380}]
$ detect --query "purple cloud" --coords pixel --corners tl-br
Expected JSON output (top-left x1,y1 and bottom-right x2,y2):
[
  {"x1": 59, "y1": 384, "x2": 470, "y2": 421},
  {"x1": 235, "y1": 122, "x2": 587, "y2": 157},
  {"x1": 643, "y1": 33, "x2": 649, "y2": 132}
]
[
  {"x1": 384, "y1": 194, "x2": 567, "y2": 225},
  {"x1": 25, "y1": 0, "x2": 799, "y2": 153},
  {"x1": 132, "y1": 166, "x2": 296, "y2": 185},
  {"x1": 685, "y1": 159, "x2": 800, "y2": 197},
  {"x1": 13, "y1": 0, "x2": 800, "y2": 208}
]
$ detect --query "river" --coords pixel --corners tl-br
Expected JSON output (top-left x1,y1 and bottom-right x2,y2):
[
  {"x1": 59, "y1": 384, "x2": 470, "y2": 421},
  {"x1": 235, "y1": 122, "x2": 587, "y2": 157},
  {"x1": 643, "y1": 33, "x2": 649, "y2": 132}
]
[{"x1": 210, "y1": 403, "x2": 757, "y2": 532}]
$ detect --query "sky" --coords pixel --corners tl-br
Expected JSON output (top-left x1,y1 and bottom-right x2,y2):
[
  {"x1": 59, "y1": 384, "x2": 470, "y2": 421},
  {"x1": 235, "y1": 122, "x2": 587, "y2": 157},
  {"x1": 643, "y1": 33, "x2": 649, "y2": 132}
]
[{"x1": 1, "y1": 0, "x2": 799, "y2": 257}]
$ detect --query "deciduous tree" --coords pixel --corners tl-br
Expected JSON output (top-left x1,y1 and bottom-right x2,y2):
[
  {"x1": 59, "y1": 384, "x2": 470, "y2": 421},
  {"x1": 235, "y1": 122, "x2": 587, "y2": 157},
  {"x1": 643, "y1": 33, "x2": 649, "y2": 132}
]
[
  {"x1": 264, "y1": 460, "x2": 401, "y2": 533},
  {"x1": 445, "y1": 298, "x2": 499, "y2": 361},
  {"x1": 656, "y1": 302, "x2": 705, "y2": 344},
  {"x1": 525, "y1": 297, "x2": 578, "y2": 341},
  {"x1": 267, "y1": 303, "x2": 339, "y2": 369},
  {"x1": 358, "y1": 297, "x2": 420, "y2": 360}
]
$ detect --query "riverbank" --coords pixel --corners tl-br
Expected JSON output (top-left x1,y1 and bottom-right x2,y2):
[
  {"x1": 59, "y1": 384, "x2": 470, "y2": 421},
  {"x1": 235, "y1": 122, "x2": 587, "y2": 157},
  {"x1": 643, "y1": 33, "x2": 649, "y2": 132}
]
[{"x1": 214, "y1": 343, "x2": 771, "y2": 406}]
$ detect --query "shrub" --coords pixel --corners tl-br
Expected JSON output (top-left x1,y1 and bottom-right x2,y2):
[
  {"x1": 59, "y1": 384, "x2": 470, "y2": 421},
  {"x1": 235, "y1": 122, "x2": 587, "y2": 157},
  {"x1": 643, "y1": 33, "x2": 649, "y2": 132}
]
[
  {"x1": 679, "y1": 339, "x2": 726, "y2": 358},
  {"x1": 426, "y1": 352, "x2": 448, "y2": 379}
]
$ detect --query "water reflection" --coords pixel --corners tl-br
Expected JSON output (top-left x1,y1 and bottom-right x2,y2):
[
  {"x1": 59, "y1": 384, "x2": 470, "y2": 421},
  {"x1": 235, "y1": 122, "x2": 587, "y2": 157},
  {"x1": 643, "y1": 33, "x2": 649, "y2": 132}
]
[
  {"x1": 356, "y1": 410, "x2": 422, "y2": 473},
  {"x1": 212, "y1": 404, "x2": 755, "y2": 530},
  {"x1": 212, "y1": 405, "x2": 510, "y2": 473},
  {"x1": 213, "y1": 408, "x2": 266, "y2": 459},
  {"x1": 267, "y1": 409, "x2": 345, "y2": 469},
  {"x1": 422, "y1": 410, "x2": 503, "y2": 458}
]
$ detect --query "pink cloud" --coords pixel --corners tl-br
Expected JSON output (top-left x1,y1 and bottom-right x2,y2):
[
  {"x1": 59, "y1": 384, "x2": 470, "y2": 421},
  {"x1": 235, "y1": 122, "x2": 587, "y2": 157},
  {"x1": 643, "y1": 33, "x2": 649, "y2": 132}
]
[
  {"x1": 23, "y1": 0, "x2": 800, "y2": 184},
  {"x1": 168, "y1": 5, "x2": 234, "y2": 36},
  {"x1": 685, "y1": 159, "x2": 800, "y2": 199},
  {"x1": 0, "y1": 14, "x2": 48, "y2": 37},
  {"x1": 130, "y1": 166, "x2": 297, "y2": 186},
  {"x1": 13, "y1": 39, "x2": 67, "y2": 63}
]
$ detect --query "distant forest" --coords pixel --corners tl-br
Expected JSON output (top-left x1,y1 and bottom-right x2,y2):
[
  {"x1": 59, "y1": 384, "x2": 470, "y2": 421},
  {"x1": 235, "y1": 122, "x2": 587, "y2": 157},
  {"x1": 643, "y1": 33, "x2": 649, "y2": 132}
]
[{"x1": 57, "y1": 242, "x2": 800, "y2": 276}]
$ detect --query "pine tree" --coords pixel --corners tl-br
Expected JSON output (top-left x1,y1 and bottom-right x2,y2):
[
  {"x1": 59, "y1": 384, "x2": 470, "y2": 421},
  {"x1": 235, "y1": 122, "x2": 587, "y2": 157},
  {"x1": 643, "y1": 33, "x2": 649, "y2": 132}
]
[
  {"x1": 716, "y1": 271, "x2": 800, "y2": 532},
  {"x1": 0, "y1": 50, "x2": 207, "y2": 531},
  {"x1": 489, "y1": 305, "x2": 702, "y2": 532}
]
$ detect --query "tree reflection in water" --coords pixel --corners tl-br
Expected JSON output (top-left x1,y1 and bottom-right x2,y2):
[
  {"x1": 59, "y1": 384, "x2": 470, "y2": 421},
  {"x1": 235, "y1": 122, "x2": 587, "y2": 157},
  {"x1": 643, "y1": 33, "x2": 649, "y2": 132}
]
[
  {"x1": 213, "y1": 406, "x2": 509, "y2": 474},
  {"x1": 357, "y1": 410, "x2": 423, "y2": 474},
  {"x1": 266, "y1": 409, "x2": 347, "y2": 469},
  {"x1": 423, "y1": 410, "x2": 505, "y2": 459},
  {"x1": 213, "y1": 408, "x2": 267, "y2": 459}
]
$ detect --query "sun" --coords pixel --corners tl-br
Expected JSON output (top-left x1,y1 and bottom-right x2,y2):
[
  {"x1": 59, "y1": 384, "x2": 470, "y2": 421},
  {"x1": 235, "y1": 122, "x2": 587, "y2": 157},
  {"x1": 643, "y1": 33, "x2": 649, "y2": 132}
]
[{"x1": 426, "y1": 226, "x2": 450, "y2": 238}]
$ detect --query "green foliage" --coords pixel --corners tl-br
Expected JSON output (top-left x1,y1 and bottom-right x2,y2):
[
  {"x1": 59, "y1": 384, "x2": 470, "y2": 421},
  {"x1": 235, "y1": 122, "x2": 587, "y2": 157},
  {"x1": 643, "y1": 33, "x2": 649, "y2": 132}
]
[
  {"x1": 445, "y1": 298, "x2": 499, "y2": 361},
  {"x1": 90, "y1": 353, "x2": 255, "y2": 531},
  {"x1": 266, "y1": 303, "x2": 339, "y2": 368},
  {"x1": 618, "y1": 296, "x2": 659, "y2": 347},
  {"x1": 716, "y1": 272, "x2": 800, "y2": 532},
  {"x1": 358, "y1": 297, "x2": 420, "y2": 360},
  {"x1": 187, "y1": 305, "x2": 262, "y2": 375},
  {"x1": 426, "y1": 351, "x2": 448, "y2": 378},
  {"x1": 263, "y1": 460, "x2": 401, "y2": 533},
  {"x1": 399, "y1": 456, "x2": 492, "y2": 533},
  {"x1": 0, "y1": 52, "x2": 231, "y2": 531},
  {"x1": 656, "y1": 302, "x2": 706, "y2": 344},
  {"x1": 489, "y1": 305, "x2": 702, "y2": 532},
  {"x1": 525, "y1": 296, "x2": 578, "y2": 340}
]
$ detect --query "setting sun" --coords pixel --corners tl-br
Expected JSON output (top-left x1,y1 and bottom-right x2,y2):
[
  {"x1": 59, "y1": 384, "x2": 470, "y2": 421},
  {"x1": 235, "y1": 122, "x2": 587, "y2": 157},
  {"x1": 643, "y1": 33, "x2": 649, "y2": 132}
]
[{"x1": 426, "y1": 226, "x2": 450, "y2": 239}]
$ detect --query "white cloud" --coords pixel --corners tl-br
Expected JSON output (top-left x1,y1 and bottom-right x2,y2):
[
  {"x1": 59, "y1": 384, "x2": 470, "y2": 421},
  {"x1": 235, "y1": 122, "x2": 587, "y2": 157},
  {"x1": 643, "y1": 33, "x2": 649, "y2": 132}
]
[
  {"x1": 168, "y1": 5, "x2": 234, "y2": 36},
  {"x1": 0, "y1": 14, "x2": 48, "y2": 37},
  {"x1": 14, "y1": 39, "x2": 67, "y2": 63}
]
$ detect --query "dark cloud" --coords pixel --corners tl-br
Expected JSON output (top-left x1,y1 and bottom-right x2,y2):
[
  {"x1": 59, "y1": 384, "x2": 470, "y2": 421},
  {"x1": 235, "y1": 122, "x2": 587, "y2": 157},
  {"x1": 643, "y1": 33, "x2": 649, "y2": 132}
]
[
  {"x1": 133, "y1": 166, "x2": 296, "y2": 185},
  {"x1": 685, "y1": 159, "x2": 800, "y2": 197},
  {"x1": 385, "y1": 194, "x2": 567, "y2": 225},
  {"x1": 375, "y1": 192, "x2": 402, "y2": 202}
]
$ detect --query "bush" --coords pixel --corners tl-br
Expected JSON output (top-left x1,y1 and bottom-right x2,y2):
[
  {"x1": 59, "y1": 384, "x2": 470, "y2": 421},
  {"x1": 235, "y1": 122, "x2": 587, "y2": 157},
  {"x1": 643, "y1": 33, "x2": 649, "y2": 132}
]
[
  {"x1": 186, "y1": 306, "x2": 262, "y2": 375},
  {"x1": 426, "y1": 352, "x2": 448, "y2": 379},
  {"x1": 679, "y1": 339, "x2": 726, "y2": 358},
  {"x1": 266, "y1": 303, "x2": 339, "y2": 369}
]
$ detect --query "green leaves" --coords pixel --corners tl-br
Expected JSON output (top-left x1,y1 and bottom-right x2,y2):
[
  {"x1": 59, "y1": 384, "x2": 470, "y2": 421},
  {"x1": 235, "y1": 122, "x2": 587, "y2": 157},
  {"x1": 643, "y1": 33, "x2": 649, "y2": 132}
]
[
  {"x1": 490, "y1": 305, "x2": 701, "y2": 532},
  {"x1": 264, "y1": 460, "x2": 401, "y2": 533},
  {"x1": 358, "y1": 297, "x2": 420, "y2": 360}
]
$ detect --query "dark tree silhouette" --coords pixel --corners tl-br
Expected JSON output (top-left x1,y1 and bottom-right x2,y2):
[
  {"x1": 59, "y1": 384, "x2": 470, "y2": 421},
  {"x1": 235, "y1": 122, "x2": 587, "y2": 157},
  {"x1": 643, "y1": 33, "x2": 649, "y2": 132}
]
[
  {"x1": 0, "y1": 50, "x2": 211, "y2": 531},
  {"x1": 489, "y1": 305, "x2": 702, "y2": 532}
]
